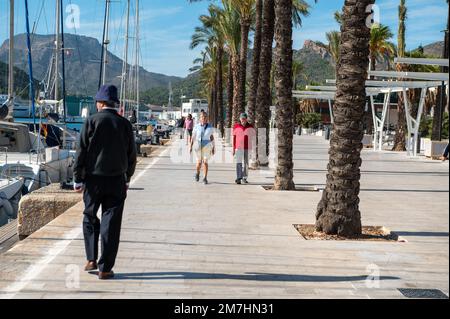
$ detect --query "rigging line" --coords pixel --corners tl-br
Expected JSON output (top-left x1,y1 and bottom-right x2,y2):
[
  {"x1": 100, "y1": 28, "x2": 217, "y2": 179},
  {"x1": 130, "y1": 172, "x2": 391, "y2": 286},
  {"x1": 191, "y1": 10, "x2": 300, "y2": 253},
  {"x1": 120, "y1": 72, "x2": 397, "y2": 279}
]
[
  {"x1": 31, "y1": 0, "x2": 45, "y2": 35},
  {"x1": 113, "y1": 1, "x2": 126, "y2": 57},
  {"x1": 42, "y1": 1, "x2": 50, "y2": 35},
  {"x1": 68, "y1": 0, "x2": 89, "y2": 97}
]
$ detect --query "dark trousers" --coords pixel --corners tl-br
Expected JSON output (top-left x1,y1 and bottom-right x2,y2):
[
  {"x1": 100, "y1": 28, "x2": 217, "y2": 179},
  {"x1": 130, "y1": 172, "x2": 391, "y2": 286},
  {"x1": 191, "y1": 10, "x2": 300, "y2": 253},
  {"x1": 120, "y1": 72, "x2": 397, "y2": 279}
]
[
  {"x1": 236, "y1": 149, "x2": 249, "y2": 180},
  {"x1": 83, "y1": 175, "x2": 127, "y2": 273},
  {"x1": 444, "y1": 144, "x2": 449, "y2": 158}
]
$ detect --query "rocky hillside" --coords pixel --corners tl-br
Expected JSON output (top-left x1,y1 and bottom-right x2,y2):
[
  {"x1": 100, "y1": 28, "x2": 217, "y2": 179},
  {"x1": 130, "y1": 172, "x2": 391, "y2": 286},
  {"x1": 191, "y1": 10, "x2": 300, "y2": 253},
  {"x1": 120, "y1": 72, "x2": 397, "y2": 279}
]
[
  {"x1": 0, "y1": 34, "x2": 183, "y2": 97},
  {"x1": 0, "y1": 61, "x2": 39, "y2": 99},
  {"x1": 422, "y1": 41, "x2": 445, "y2": 57}
]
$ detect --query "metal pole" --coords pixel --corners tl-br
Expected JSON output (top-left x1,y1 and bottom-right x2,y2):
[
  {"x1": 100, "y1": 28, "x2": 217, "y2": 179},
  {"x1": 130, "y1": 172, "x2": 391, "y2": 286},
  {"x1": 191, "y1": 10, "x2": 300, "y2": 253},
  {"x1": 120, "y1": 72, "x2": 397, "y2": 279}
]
[
  {"x1": 98, "y1": 0, "x2": 110, "y2": 89},
  {"x1": 7, "y1": 0, "x2": 14, "y2": 120},
  {"x1": 24, "y1": 0, "x2": 36, "y2": 128},
  {"x1": 55, "y1": 0, "x2": 60, "y2": 102},
  {"x1": 135, "y1": 0, "x2": 140, "y2": 128},
  {"x1": 60, "y1": 0, "x2": 67, "y2": 124},
  {"x1": 102, "y1": 0, "x2": 111, "y2": 86},
  {"x1": 438, "y1": 81, "x2": 445, "y2": 140},
  {"x1": 120, "y1": 0, "x2": 131, "y2": 113}
]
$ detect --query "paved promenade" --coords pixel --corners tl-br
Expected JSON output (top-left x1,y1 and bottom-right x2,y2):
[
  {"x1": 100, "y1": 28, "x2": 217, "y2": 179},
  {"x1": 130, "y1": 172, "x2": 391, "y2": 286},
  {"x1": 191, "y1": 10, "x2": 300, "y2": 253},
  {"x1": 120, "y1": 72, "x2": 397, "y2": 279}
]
[{"x1": 0, "y1": 136, "x2": 448, "y2": 299}]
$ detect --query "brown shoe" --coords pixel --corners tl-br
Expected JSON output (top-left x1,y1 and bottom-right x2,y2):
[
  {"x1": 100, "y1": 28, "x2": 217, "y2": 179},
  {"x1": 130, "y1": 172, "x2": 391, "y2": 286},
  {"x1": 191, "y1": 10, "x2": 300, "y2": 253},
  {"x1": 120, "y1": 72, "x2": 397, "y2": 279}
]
[
  {"x1": 84, "y1": 261, "x2": 98, "y2": 272},
  {"x1": 98, "y1": 271, "x2": 115, "y2": 280}
]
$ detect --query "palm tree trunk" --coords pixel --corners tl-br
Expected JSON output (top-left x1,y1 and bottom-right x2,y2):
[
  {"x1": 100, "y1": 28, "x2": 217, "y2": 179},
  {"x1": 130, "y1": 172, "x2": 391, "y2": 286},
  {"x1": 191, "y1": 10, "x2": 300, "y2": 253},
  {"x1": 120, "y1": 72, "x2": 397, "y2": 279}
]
[
  {"x1": 393, "y1": 0, "x2": 407, "y2": 151},
  {"x1": 431, "y1": 10, "x2": 449, "y2": 141},
  {"x1": 248, "y1": 0, "x2": 263, "y2": 125},
  {"x1": 274, "y1": 0, "x2": 295, "y2": 191},
  {"x1": 217, "y1": 47, "x2": 225, "y2": 137},
  {"x1": 232, "y1": 54, "x2": 241, "y2": 125},
  {"x1": 393, "y1": 64, "x2": 407, "y2": 151},
  {"x1": 255, "y1": 0, "x2": 275, "y2": 167},
  {"x1": 209, "y1": 84, "x2": 216, "y2": 127},
  {"x1": 366, "y1": 54, "x2": 376, "y2": 134},
  {"x1": 226, "y1": 57, "x2": 234, "y2": 130},
  {"x1": 212, "y1": 82, "x2": 218, "y2": 128},
  {"x1": 316, "y1": 0, "x2": 374, "y2": 237},
  {"x1": 236, "y1": 19, "x2": 250, "y2": 122}
]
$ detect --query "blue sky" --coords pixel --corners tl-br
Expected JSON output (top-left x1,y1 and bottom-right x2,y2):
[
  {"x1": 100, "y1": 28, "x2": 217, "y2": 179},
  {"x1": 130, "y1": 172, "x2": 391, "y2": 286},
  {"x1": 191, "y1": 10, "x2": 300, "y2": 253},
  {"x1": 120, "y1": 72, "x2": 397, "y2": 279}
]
[{"x1": 0, "y1": 0, "x2": 448, "y2": 77}]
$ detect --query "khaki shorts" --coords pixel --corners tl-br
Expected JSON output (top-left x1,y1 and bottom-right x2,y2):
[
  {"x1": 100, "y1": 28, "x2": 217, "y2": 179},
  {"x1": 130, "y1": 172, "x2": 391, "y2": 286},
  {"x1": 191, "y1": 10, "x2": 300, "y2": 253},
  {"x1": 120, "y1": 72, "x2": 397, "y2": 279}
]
[{"x1": 195, "y1": 143, "x2": 213, "y2": 162}]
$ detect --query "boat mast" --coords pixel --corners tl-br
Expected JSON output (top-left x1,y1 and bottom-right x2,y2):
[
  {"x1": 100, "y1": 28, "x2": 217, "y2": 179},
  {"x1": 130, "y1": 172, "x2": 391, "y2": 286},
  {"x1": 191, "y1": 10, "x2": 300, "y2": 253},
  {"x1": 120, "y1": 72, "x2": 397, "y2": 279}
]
[
  {"x1": 55, "y1": 0, "x2": 60, "y2": 102},
  {"x1": 7, "y1": 0, "x2": 14, "y2": 120},
  {"x1": 60, "y1": 0, "x2": 67, "y2": 123},
  {"x1": 24, "y1": 0, "x2": 36, "y2": 128},
  {"x1": 120, "y1": 0, "x2": 131, "y2": 114},
  {"x1": 98, "y1": 0, "x2": 111, "y2": 89},
  {"x1": 135, "y1": 0, "x2": 140, "y2": 128}
]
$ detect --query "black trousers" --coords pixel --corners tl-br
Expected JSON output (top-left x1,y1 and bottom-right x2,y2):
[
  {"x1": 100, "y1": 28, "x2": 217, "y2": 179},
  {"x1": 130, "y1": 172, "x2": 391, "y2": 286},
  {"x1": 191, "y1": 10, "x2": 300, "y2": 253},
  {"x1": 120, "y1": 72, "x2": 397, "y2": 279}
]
[{"x1": 83, "y1": 175, "x2": 127, "y2": 273}]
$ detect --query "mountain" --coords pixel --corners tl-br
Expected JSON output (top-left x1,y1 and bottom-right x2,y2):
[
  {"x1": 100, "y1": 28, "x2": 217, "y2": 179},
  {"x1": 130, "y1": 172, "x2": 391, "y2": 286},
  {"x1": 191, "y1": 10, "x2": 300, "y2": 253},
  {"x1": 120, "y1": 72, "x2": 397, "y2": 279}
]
[
  {"x1": 0, "y1": 33, "x2": 183, "y2": 97},
  {"x1": 0, "y1": 61, "x2": 39, "y2": 99},
  {"x1": 293, "y1": 40, "x2": 335, "y2": 87},
  {"x1": 421, "y1": 41, "x2": 445, "y2": 57},
  {"x1": 141, "y1": 71, "x2": 203, "y2": 106}
]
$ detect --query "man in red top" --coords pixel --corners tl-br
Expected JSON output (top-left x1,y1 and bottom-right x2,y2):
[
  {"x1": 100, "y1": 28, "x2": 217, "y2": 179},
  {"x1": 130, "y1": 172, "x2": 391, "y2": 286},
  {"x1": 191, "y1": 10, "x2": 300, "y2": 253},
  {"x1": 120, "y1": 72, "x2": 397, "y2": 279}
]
[{"x1": 233, "y1": 113, "x2": 255, "y2": 184}]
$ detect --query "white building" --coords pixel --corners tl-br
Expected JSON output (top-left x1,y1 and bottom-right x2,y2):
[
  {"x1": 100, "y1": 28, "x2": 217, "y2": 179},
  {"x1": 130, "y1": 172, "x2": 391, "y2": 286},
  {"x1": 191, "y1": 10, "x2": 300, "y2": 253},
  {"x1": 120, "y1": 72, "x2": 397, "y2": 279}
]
[
  {"x1": 181, "y1": 99, "x2": 209, "y2": 119},
  {"x1": 160, "y1": 106, "x2": 182, "y2": 123}
]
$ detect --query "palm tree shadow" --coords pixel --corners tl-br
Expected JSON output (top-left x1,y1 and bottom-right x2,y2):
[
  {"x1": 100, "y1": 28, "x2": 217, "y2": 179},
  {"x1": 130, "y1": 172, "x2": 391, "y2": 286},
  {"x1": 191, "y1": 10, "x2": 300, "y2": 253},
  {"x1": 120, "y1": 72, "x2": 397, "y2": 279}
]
[{"x1": 111, "y1": 272, "x2": 400, "y2": 282}]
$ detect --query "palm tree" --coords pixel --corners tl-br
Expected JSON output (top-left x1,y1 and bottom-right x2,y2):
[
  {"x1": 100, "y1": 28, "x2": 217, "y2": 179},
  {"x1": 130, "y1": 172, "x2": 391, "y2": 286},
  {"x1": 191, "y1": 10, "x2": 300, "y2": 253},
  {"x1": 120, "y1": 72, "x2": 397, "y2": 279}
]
[
  {"x1": 367, "y1": 24, "x2": 395, "y2": 133},
  {"x1": 369, "y1": 24, "x2": 395, "y2": 71},
  {"x1": 192, "y1": 48, "x2": 219, "y2": 126},
  {"x1": 292, "y1": 60, "x2": 304, "y2": 90},
  {"x1": 392, "y1": 0, "x2": 408, "y2": 151},
  {"x1": 255, "y1": 0, "x2": 275, "y2": 167},
  {"x1": 191, "y1": 7, "x2": 224, "y2": 129},
  {"x1": 274, "y1": 0, "x2": 295, "y2": 190},
  {"x1": 316, "y1": 0, "x2": 374, "y2": 237},
  {"x1": 217, "y1": 3, "x2": 241, "y2": 132},
  {"x1": 326, "y1": 31, "x2": 340, "y2": 65},
  {"x1": 188, "y1": 0, "x2": 239, "y2": 134},
  {"x1": 431, "y1": 0, "x2": 449, "y2": 141},
  {"x1": 255, "y1": 0, "x2": 314, "y2": 167},
  {"x1": 247, "y1": 0, "x2": 263, "y2": 124},
  {"x1": 229, "y1": 0, "x2": 255, "y2": 124}
]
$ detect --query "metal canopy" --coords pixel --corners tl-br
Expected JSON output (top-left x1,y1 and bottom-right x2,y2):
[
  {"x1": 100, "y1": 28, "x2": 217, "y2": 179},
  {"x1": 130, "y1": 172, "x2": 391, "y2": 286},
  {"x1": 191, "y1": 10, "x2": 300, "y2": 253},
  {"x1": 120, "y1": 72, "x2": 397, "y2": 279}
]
[
  {"x1": 369, "y1": 70, "x2": 449, "y2": 82},
  {"x1": 321, "y1": 66, "x2": 448, "y2": 157},
  {"x1": 394, "y1": 57, "x2": 449, "y2": 67},
  {"x1": 366, "y1": 80, "x2": 444, "y2": 89},
  {"x1": 305, "y1": 85, "x2": 406, "y2": 94}
]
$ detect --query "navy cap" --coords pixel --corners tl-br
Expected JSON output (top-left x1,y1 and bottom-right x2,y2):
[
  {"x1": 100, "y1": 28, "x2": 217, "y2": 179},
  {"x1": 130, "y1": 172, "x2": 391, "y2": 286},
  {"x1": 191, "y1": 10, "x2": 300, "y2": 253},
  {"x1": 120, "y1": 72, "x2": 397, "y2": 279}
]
[{"x1": 95, "y1": 85, "x2": 120, "y2": 104}]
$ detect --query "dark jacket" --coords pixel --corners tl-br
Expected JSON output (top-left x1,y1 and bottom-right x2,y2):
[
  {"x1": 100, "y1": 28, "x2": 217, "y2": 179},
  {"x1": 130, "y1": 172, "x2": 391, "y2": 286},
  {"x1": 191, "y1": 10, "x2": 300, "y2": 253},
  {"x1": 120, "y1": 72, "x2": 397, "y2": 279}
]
[{"x1": 73, "y1": 109, "x2": 137, "y2": 183}]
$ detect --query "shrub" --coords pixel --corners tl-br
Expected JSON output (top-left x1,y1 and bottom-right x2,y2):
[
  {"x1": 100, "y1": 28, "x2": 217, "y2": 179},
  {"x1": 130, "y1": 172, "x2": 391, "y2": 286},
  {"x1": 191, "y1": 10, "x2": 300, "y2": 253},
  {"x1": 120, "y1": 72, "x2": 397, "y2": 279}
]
[{"x1": 297, "y1": 113, "x2": 322, "y2": 129}]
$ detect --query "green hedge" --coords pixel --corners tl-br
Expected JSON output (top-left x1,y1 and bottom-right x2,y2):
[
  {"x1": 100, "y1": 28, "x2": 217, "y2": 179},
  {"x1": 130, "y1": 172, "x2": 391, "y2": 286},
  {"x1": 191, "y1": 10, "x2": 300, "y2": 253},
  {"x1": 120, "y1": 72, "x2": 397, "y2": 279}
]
[
  {"x1": 296, "y1": 113, "x2": 322, "y2": 129},
  {"x1": 419, "y1": 113, "x2": 449, "y2": 139}
]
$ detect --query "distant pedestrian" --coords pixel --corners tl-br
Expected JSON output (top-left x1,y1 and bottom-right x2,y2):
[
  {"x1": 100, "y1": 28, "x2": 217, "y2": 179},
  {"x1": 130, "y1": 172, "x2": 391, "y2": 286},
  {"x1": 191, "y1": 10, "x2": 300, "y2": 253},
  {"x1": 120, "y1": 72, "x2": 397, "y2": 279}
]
[
  {"x1": 233, "y1": 113, "x2": 255, "y2": 184},
  {"x1": 190, "y1": 112, "x2": 215, "y2": 185},
  {"x1": 177, "y1": 117, "x2": 185, "y2": 140},
  {"x1": 73, "y1": 84, "x2": 137, "y2": 280},
  {"x1": 441, "y1": 143, "x2": 449, "y2": 162},
  {"x1": 184, "y1": 114, "x2": 194, "y2": 146}
]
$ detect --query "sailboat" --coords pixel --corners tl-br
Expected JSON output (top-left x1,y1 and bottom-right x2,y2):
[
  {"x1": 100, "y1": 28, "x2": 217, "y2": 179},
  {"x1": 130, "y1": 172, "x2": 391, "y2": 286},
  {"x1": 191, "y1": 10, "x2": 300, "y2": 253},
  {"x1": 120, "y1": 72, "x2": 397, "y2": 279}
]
[{"x1": 0, "y1": 0, "x2": 75, "y2": 199}]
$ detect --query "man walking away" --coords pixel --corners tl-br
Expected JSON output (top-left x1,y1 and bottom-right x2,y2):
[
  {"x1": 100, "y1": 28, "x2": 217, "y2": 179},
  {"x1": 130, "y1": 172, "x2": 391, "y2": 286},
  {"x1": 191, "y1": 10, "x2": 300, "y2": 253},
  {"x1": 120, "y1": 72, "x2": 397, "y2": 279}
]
[
  {"x1": 441, "y1": 143, "x2": 449, "y2": 162},
  {"x1": 233, "y1": 113, "x2": 255, "y2": 184},
  {"x1": 73, "y1": 85, "x2": 137, "y2": 280}
]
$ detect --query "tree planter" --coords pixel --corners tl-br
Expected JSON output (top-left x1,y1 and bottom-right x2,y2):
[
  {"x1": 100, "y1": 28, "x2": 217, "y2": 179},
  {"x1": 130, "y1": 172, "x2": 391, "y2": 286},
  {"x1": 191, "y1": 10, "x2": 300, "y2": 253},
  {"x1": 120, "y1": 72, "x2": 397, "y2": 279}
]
[{"x1": 423, "y1": 138, "x2": 449, "y2": 159}]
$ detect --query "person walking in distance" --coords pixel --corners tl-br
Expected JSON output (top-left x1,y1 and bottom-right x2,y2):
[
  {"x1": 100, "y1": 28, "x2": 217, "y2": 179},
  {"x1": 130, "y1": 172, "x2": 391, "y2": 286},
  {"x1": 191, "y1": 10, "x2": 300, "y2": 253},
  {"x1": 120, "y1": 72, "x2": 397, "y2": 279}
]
[
  {"x1": 184, "y1": 114, "x2": 194, "y2": 146},
  {"x1": 233, "y1": 113, "x2": 255, "y2": 184},
  {"x1": 190, "y1": 112, "x2": 215, "y2": 185},
  {"x1": 73, "y1": 85, "x2": 137, "y2": 280}
]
